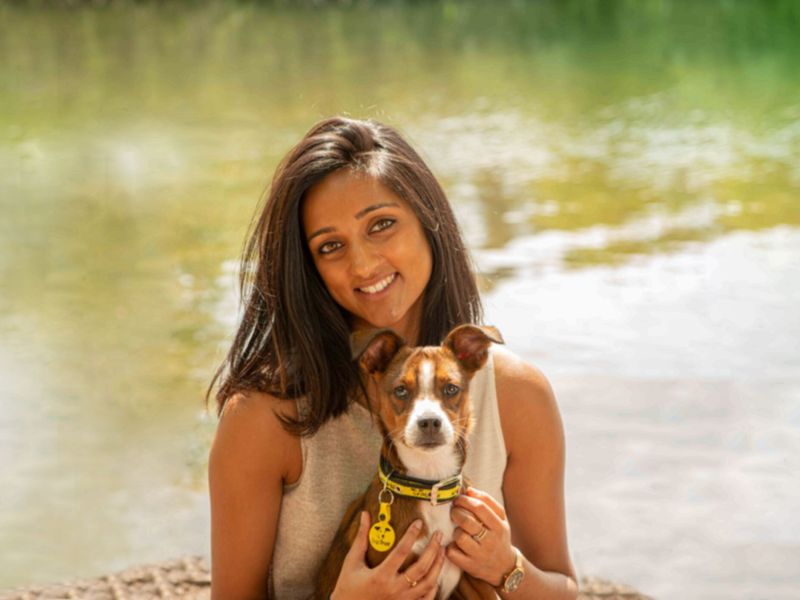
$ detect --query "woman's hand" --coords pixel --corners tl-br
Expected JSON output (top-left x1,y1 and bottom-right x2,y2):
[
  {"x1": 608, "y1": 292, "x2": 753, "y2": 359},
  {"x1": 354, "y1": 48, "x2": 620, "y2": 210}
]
[
  {"x1": 447, "y1": 487, "x2": 517, "y2": 587},
  {"x1": 331, "y1": 511, "x2": 446, "y2": 600}
]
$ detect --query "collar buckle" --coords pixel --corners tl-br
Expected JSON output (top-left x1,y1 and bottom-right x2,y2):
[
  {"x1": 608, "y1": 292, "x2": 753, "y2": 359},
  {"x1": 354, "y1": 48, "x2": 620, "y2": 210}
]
[{"x1": 430, "y1": 480, "x2": 444, "y2": 506}]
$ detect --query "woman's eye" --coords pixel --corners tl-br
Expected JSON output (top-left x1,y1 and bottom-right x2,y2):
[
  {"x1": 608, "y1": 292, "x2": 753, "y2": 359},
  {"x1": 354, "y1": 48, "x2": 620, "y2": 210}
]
[
  {"x1": 394, "y1": 385, "x2": 409, "y2": 399},
  {"x1": 443, "y1": 384, "x2": 460, "y2": 397},
  {"x1": 318, "y1": 241, "x2": 342, "y2": 255},
  {"x1": 371, "y1": 218, "x2": 395, "y2": 233}
]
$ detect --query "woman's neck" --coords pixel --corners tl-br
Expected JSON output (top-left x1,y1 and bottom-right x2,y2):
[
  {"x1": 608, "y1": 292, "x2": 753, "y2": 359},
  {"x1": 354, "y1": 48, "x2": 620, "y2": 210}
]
[{"x1": 349, "y1": 303, "x2": 423, "y2": 346}]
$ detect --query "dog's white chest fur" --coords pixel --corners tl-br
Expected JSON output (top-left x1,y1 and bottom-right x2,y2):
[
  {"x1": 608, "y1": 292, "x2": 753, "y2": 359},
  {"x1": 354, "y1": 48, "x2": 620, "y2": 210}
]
[
  {"x1": 397, "y1": 434, "x2": 465, "y2": 597},
  {"x1": 411, "y1": 501, "x2": 461, "y2": 599}
]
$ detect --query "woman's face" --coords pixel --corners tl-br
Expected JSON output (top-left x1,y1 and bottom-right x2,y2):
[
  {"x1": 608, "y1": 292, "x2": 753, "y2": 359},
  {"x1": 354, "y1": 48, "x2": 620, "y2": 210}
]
[{"x1": 302, "y1": 168, "x2": 433, "y2": 344}]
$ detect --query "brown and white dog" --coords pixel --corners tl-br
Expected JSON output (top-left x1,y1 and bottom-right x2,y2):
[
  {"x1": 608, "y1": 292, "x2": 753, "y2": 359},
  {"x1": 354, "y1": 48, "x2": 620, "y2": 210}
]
[{"x1": 314, "y1": 324, "x2": 504, "y2": 600}]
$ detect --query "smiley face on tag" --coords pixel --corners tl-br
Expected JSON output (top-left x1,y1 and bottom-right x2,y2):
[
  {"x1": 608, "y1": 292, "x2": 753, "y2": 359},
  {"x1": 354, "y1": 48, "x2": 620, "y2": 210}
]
[{"x1": 369, "y1": 521, "x2": 396, "y2": 552}]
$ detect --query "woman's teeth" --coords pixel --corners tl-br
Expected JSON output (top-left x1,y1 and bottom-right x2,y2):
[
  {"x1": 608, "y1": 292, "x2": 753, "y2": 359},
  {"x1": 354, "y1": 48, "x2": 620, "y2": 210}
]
[{"x1": 359, "y1": 273, "x2": 396, "y2": 294}]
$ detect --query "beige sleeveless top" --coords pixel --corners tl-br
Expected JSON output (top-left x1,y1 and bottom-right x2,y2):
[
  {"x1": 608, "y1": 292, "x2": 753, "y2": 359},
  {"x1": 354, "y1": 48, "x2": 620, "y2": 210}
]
[{"x1": 269, "y1": 351, "x2": 507, "y2": 599}]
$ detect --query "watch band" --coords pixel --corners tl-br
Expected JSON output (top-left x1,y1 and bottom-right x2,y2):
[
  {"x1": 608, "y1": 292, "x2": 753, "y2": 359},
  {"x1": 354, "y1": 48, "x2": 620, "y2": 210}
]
[{"x1": 499, "y1": 546, "x2": 525, "y2": 593}]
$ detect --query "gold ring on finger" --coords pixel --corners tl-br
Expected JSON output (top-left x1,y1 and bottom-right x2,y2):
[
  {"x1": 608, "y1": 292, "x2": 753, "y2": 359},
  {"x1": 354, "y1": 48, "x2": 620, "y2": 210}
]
[
  {"x1": 403, "y1": 572, "x2": 418, "y2": 588},
  {"x1": 472, "y1": 525, "x2": 488, "y2": 542}
]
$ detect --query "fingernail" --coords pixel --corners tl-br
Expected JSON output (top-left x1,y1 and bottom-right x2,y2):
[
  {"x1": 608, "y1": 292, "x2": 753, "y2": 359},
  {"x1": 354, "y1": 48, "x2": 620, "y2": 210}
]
[
  {"x1": 435, "y1": 531, "x2": 443, "y2": 543},
  {"x1": 412, "y1": 519, "x2": 423, "y2": 531}
]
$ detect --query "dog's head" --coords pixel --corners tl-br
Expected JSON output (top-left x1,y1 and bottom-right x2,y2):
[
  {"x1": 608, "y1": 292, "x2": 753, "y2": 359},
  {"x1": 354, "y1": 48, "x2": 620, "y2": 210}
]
[{"x1": 351, "y1": 325, "x2": 504, "y2": 463}]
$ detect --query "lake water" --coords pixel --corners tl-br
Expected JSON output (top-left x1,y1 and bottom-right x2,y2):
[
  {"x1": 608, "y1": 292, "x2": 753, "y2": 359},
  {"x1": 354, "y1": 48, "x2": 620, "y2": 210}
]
[{"x1": 1, "y1": 2, "x2": 798, "y2": 598}]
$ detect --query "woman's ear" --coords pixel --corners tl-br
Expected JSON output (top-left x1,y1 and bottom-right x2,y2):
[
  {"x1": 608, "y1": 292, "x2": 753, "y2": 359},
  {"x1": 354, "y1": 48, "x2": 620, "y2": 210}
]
[
  {"x1": 444, "y1": 325, "x2": 504, "y2": 373},
  {"x1": 351, "y1": 329, "x2": 406, "y2": 374}
]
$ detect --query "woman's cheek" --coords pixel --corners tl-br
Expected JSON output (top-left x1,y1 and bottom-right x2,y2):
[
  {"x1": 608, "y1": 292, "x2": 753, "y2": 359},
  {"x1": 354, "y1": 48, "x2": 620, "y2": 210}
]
[{"x1": 315, "y1": 265, "x2": 346, "y2": 307}]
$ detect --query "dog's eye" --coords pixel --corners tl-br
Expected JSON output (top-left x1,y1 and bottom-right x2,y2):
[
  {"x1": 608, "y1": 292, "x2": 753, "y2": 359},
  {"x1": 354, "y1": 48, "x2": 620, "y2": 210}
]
[
  {"x1": 394, "y1": 385, "x2": 409, "y2": 399},
  {"x1": 443, "y1": 384, "x2": 460, "y2": 397}
]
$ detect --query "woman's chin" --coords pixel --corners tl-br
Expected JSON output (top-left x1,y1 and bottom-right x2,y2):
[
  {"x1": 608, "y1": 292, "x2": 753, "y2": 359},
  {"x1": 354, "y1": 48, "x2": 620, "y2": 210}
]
[{"x1": 351, "y1": 310, "x2": 407, "y2": 335}]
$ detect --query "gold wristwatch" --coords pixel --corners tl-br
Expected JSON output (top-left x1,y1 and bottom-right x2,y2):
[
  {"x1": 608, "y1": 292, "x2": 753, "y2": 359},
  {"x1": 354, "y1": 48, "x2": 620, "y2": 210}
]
[{"x1": 498, "y1": 547, "x2": 525, "y2": 593}]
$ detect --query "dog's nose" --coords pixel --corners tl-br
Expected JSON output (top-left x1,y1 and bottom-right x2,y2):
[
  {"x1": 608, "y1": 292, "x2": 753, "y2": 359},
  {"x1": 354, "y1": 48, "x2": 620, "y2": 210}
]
[{"x1": 417, "y1": 415, "x2": 442, "y2": 432}]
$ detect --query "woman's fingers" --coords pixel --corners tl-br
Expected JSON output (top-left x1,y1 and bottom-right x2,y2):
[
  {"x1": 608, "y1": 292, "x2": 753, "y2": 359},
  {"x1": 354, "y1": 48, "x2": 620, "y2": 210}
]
[
  {"x1": 445, "y1": 542, "x2": 472, "y2": 571},
  {"x1": 413, "y1": 544, "x2": 445, "y2": 600},
  {"x1": 402, "y1": 530, "x2": 442, "y2": 583},
  {"x1": 453, "y1": 494, "x2": 504, "y2": 531},
  {"x1": 382, "y1": 519, "x2": 424, "y2": 573},
  {"x1": 450, "y1": 506, "x2": 484, "y2": 536},
  {"x1": 341, "y1": 511, "x2": 370, "y2": 569},
  {"x1": 451, "y1": 525, "x2": 482, "y2": 556},
  {"x1": 465, "y1": 486, "x2": 507, "y2": 520}
]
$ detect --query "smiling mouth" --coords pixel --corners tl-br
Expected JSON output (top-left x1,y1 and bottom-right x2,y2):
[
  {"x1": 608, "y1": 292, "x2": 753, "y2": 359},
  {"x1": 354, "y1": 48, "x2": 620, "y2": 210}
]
[{"x1": 357, "y1": 272, "x2": 397, "y2": 295}]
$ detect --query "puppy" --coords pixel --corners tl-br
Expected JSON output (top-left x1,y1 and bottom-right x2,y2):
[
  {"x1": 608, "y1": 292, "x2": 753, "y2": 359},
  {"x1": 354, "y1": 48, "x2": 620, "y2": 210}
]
[{"x1": 314, "y1": 324, "x2": 504, "y2": 599}]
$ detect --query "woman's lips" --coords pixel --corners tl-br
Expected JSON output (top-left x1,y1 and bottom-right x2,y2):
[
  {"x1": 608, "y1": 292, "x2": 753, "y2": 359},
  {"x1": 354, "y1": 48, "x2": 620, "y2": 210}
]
[{"x1": 356, "y1": 272, "x2": 397, "y2": 295}]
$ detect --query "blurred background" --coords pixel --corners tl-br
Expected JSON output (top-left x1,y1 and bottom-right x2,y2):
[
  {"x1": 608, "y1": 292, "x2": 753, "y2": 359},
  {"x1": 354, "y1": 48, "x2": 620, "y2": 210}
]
[{"x1": 1, "y1": 1, "x2": 798, "y2": 598}]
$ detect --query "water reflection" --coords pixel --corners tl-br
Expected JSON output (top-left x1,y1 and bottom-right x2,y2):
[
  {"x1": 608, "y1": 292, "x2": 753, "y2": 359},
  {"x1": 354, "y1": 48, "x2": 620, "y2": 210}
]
[{"x1": 421, "y1": 110, "x2": 798, "y2": 273}]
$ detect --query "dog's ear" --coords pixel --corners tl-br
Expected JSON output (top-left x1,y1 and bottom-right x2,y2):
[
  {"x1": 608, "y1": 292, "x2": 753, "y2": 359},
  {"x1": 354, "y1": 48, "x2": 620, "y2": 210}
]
[
  {"x1": 444, "y1": 325, "x2": 504, "y2": 373},
  {"x1": 351, "y1": 329, "x2": 406, "y2": 375}
]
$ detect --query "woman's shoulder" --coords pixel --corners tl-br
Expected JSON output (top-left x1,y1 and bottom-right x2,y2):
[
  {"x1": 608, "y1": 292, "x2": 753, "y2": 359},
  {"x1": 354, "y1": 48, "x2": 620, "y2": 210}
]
[
  {"x1": 491, "y1": 346, "x2": 555, "y2": 402},
  {"x1": 211, "y1": 391, "x2": 302, "y2": 485},
  {"x1": 490, "y1": 347, "x2": 563, "y2": 456},
  {"x1": 218, "y1": 389, "x2": 300, "y2": 423}
]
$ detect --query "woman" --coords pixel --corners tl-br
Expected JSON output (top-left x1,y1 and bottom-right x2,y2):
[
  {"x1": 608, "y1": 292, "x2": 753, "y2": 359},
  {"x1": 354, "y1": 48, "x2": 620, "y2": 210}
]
[{"x1": 207, "y1": 117, "x2": 578, "y2": 599}]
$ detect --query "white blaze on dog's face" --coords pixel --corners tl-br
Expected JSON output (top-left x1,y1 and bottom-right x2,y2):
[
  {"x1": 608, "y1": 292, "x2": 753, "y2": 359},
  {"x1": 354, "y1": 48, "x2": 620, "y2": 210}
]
[
  {"x1": 407, "y1": 358, "x2": 453, "y2": 448},
  {"x1": 390, "y1": 349, "x2": 469, "y2": 480},
  {"x1": 352, "y1": 325, "x2": 503, "y2": 480}
]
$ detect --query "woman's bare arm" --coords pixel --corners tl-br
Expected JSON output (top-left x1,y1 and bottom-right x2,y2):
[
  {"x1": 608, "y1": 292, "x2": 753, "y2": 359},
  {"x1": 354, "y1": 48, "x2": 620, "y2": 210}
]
[
  {"x1": 208, "y1": 392, "x2": 301, "y2": 600},
  {"x1": 494, "y1": 348, "x2": 578, "y2": 598}
]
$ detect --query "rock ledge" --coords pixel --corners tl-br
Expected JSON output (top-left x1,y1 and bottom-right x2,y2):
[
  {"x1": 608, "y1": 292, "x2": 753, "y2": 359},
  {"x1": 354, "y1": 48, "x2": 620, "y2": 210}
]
[{"x1": 0, "y1": 556, "x2": 652, "y2": 599}]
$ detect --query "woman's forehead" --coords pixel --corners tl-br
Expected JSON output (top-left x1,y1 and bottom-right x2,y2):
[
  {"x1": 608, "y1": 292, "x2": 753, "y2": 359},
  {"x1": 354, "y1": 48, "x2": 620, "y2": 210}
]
[{"x1": 301, "y1": 168, "x2": 414, "y2": 230}]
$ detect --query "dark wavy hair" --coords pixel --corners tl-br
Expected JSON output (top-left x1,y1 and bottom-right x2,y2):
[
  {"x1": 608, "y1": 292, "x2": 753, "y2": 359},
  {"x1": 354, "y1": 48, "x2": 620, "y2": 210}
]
[{"x1": 206, "y1": 116, "x2": 483, "y2": 435}]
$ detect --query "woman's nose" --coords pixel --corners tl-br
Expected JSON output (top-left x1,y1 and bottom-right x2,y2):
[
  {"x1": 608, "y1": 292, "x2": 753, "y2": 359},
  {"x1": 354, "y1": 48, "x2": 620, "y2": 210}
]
[{"x1": 349, "y1": 242, "x2": 380, "y2": 278}]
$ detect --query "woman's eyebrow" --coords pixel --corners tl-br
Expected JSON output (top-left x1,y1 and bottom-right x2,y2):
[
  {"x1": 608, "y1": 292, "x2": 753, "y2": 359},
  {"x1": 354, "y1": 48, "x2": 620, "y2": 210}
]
[
  {"x1": 307, "y1": 226, "x2": 334, "y2": 242},
  {"x1": 354, "y1": 202, "x2": 399, "y2": 219},
  {"x1": 307, "y1": 202, "x2": 400, "y2": 242}
]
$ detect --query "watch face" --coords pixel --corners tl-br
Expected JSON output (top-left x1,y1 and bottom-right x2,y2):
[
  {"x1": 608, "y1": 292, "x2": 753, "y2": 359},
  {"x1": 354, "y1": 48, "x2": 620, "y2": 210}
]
[{"x1": 505, "y1": 569, "x2": 524, "y2": 592}]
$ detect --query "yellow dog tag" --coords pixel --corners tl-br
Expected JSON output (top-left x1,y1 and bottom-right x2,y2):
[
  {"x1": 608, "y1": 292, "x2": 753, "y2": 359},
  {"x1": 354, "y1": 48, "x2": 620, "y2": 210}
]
[{"x1": 368, "y1": 500, "x2": 396, "y2": 552}]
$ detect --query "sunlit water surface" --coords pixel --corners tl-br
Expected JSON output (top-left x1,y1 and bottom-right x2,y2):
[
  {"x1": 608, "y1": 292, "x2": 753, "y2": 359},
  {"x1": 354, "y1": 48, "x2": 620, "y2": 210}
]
[{"x1": 1, "y1": 2, "x2": 798, "y2": 598}]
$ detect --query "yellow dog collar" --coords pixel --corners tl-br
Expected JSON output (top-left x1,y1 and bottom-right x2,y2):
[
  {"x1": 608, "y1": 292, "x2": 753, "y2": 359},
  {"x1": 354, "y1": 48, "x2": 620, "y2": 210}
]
[{"x1": 378, "y1": 456, "x2": 462, "y2": 506}]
